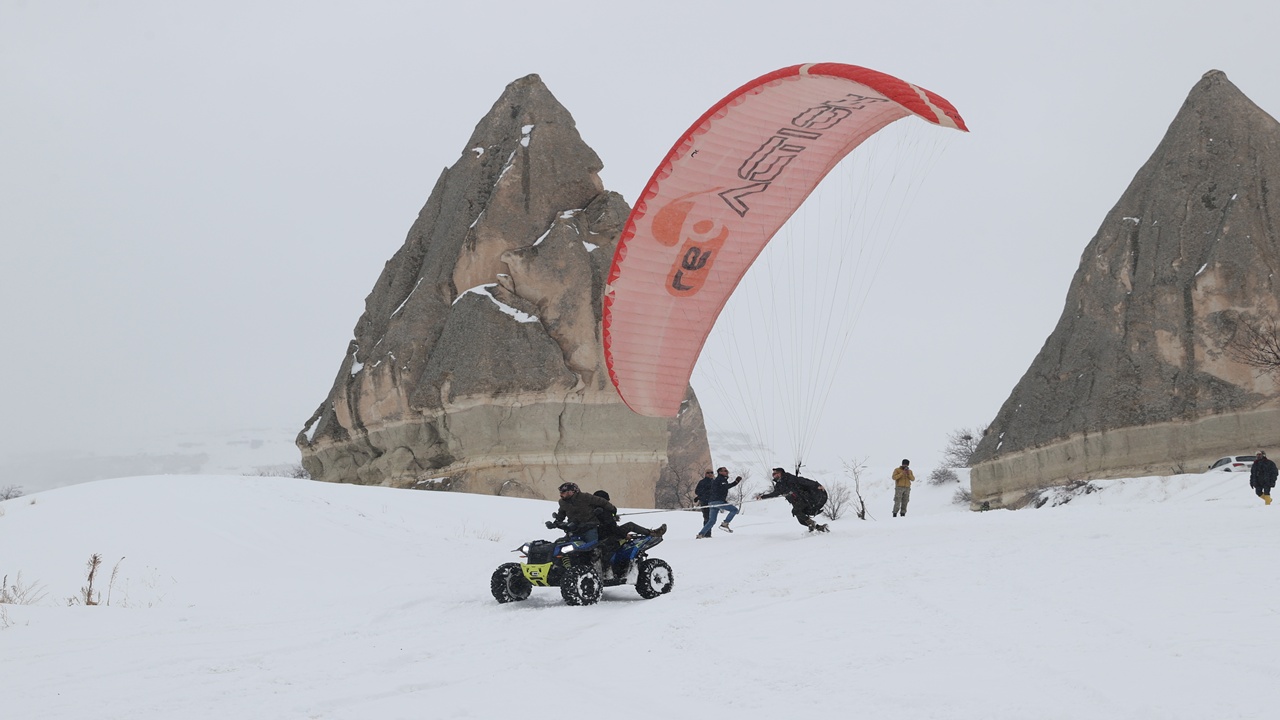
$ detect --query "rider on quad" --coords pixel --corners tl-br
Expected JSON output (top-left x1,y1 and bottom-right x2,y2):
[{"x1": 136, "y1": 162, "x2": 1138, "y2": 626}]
[
  {"x1": 548, "y1": 482, "x2": 616, "y2": 574},
  {"x1": 549, "y1": 482, "x2": 613, "y2": 542}
]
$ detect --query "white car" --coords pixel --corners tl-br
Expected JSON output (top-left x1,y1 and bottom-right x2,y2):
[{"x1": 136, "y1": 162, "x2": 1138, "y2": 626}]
[{"x1": 1208, "y1": 455, "x2": 1256, "y2": 472}]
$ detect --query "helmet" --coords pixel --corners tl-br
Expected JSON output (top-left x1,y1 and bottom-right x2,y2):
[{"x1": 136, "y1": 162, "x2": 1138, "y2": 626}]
[
  {"x1": 558, "y1": 482, "x2": 579, "y2": 494},
  {"x1": 593, "y1": 490, "x2": 611, "y2": 501}
]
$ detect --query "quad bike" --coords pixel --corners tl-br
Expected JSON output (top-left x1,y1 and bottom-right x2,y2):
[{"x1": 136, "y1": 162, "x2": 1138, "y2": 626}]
[{"x1": 490, "y1": 520, "x2": 675, "y2": 606}]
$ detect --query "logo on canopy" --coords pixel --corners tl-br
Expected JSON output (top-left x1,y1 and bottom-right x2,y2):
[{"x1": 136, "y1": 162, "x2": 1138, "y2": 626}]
[{"x1": 652, "y1": 194, "x2": 730, "y2": 297}]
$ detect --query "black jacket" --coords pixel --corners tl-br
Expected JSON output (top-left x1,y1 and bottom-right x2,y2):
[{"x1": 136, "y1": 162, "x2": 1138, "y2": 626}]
[
  {"x1": 1251, "y1": 457, "x2": 1278, "y2": 488},
  {"x1": 694, "y1": 476, "x2": 715, "y2": 505},
  {"x1": 553, "y1": 491, "x2": 615, "y2": 527},
  {"x1": 760, "y1": 471, "x2": 822, "y2": 502},
  {"x1": 711, "y1": 472, "x2": 741, "y2": 502}
]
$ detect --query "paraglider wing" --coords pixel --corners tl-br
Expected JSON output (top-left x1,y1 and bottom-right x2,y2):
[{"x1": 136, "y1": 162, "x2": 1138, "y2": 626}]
[{"x1": 603, "y1": 63, "x2": 967, "y2": 417}]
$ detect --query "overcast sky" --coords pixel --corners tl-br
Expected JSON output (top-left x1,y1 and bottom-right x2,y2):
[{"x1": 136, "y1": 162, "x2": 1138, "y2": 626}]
[{"x1": 3, "y1": 1, "x2": 1278, "y2": 475}]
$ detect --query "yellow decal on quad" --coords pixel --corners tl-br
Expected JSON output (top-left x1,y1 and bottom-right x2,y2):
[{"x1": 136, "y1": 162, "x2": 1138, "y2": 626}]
[{"x1": 522, "y1": 563, "x2": 554, "y2": 586}]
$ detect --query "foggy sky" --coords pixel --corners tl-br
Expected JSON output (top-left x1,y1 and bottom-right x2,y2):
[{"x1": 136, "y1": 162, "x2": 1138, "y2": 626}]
[{"x1": 4, "y1": 0, "x2": 1279, "y2": 480}]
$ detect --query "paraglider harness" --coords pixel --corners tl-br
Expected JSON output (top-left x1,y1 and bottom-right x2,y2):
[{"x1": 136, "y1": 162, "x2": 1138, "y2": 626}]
[
  {"x1": 768, "y1": 469, "x2": 827, "y2": 516},
  {"x1": 790, "y1": 477, "x2": 827, "y2": 516}
]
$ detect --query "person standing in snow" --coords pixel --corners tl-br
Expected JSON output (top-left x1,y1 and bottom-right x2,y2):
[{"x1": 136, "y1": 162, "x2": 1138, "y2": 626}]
[
  {"x1": 1249, "y1": 450, "x2": 1277, "y2": 505},
  {"x1": 892, "y1": 459, "x2": 915, "y2": 517},
  {"x1": 756, "y1": 467, "x2": 829, "y2": 532},
  {"x1": 697, "y1": 467, "x2": 742, "y2": 537},
  {"x1": 693, "y1": 470, "x2": 716, "y2": 538}
]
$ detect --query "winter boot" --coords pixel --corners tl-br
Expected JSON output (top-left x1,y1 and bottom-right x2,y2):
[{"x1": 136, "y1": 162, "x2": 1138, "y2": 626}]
[
  {"x1": 652, "y1": 524, "x2": 667, "y2": 536},
  {"x1": 719, "y1": 522, "x2": 733, "y2": 533},
  {"x1": 805, "y1": 519, "x2": 817, "y2": 532},
  {"x1": 1265, "y1": 494, "x2": 1273, "y2": 505},
  {"x1": 813, "y1": 523, "x2": 829, "y2": 532}
]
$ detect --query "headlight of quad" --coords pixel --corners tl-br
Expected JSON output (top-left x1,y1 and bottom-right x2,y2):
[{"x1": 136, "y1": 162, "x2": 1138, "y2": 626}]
[
  {"x1": 558, "y1": 544, "x2": 576, "y2": 554},
  {"x1": 520, "y1": 544, "x2": 531, "y2": 555}
]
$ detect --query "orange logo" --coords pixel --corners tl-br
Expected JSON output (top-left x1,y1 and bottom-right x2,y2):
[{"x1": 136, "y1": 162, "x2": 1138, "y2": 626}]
[{"x1": 652, "y1": 193, "x2": 729, "y2": 297}]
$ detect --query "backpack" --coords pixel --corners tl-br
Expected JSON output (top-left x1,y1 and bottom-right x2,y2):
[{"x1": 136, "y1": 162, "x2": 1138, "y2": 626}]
[{"x1": 791, "y1": 475, "x2": 821, "y2": 493}]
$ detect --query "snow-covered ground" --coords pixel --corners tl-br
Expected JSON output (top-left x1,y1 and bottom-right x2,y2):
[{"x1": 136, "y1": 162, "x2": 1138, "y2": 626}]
[{"x1": 1, "y1": 469, "x2": 1274, "y2": 719}]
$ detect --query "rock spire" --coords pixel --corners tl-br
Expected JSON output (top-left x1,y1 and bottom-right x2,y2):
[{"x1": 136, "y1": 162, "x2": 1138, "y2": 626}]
[
  {"x1": 298, "y1": 75, "x2": 711, "y2": 507},
  {"x1": 971, "y1": 71, "x2": 1280, "y2": 507}
]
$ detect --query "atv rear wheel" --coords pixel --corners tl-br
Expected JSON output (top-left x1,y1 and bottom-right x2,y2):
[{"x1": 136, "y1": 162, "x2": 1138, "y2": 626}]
[
  {"x1": 635, "y1": 558, "x2": 674, "y2": 599},
  {"x1": 560, "y1": 564, "x2": 602, "y2": 606},
  {"x1": 490, "y1": 562, "x2": 532, "y2": 604}
]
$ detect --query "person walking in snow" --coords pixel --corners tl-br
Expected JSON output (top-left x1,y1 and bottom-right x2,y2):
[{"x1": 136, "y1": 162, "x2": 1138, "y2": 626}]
[
  {"x1": 1249, "y1": 450, "x2": 1277, "y2": 505},
  {"x1": 892, "y1": 459, "x2": 915, "y2": 517},
  {"x1": 693, "y1": 469, "x2": 716, "y2": 538},
  {"x1": 756, "y1": 467, "x2": 829, "y2": 532},
  {"x1": 697, "y1": 467, "x2": 742, "y2": 537}
]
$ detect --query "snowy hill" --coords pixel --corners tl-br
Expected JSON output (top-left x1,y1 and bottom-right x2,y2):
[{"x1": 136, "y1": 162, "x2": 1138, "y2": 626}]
[{"x1": 1, "y1": 471, "x2": 1275, "y2": 719}]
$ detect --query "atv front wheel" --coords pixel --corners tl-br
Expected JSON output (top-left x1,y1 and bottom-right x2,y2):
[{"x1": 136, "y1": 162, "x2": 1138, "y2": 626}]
[
  {"x1": 635, "y1": 558, "x2": 674, "y2": 599},
  {"x1": 491, "y1": 562, "x2": 532, "y2": 604},
  {"x1": 560, "y1": 564, "x2": 602, "y2": 606}
]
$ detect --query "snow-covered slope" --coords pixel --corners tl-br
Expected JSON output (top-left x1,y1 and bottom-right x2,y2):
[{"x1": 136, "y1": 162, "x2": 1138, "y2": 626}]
[{"x1": 1, "y1": 471, "x2": 1274, "y2": 719}]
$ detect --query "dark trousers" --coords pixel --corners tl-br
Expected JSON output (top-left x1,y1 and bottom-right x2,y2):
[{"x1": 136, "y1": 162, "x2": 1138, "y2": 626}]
[
  {"x1": 616, "y1": 522, "x2": 652, "y2": 536},
  {"x1": 787, "y1": 488, "x2": 827, "y2": 526}
]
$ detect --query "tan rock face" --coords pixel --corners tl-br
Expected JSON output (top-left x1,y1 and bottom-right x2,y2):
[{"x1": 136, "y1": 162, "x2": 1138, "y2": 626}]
[
  {"x1": 297, "y1": 75, "x2": 711, "y2": 507},
  {"x1": 971, "y1": 71, "x2": 1280, "y2": 508}
]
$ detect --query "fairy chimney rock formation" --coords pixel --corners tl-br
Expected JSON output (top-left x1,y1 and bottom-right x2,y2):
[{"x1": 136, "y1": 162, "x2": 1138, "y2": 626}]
[
  {"x1": 297, "y1": 74, "x2": 711, "y2": 507},
  {"x1": 970, "y1": 70, "x2": 1280, "y2": 508}
]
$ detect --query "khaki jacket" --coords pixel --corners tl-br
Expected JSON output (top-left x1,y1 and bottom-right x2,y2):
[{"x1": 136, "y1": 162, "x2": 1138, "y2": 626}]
[{"x1": 892, "y1": 466, "x2": 915, "y2": 488}]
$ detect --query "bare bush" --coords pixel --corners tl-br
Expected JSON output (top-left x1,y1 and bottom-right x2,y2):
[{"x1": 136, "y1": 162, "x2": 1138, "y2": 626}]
[
  {"x1": 655, "y1": 466, "x2": 696, "y2": 509},
  {"x1": 942, "y1": 427, "x2": 984, "y2": 468},
  {"x1": 953, "y1": 486, "x2": 973, "y2": 506},
  {"x1": 1220, "y1": 311, "x2": 1280, "y2": 374},
  {"x1": 245, "y1": 464, "x2": 310, "y2": 479},
  {"x1": 840, "y1": 458, "x2": 871, "y2": 520},
  {"x1": 1, "y1": 573, "x2": 49, "y2": 605},
  {"x1": 929, "y1": 467, "x2": 959, "y2": 485},
  {"x1": 728, "y1": 469, "x2": 754, "y2": 511},
  {"x1": 0, "y1": 485, "x2": 23, "y2": 501},
  {"x1": 822, "y1": 481, "x2": 853, "y2": 520}
]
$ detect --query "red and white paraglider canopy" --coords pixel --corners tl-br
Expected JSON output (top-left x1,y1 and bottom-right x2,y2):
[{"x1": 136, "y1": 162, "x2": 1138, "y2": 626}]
[{"x1": 603, "y1": 63, "x2": 968, "y2": 417}]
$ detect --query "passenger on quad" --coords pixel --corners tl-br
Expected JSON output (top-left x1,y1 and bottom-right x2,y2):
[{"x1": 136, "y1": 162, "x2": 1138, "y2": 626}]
[
  {"x1": 592, "y1": 490, "x2": 667, "y2": 539},
  {"x1": 590, "y1": 490, "x2": 665, "y2": 579},
  {"x1": 548, "y1": 482, "x2": 613, "y2": 544},
  {"x1": 757, "y1": 467, "x2": 830, "y2": 532}
]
